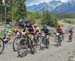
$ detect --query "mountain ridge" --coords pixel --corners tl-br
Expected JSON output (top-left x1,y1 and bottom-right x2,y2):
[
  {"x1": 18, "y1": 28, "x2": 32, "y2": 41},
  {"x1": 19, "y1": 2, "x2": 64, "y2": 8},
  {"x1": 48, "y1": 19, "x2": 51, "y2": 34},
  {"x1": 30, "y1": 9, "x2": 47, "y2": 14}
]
[{"x1": 26, "y1": 0, "x2": 75, "y2": 14}]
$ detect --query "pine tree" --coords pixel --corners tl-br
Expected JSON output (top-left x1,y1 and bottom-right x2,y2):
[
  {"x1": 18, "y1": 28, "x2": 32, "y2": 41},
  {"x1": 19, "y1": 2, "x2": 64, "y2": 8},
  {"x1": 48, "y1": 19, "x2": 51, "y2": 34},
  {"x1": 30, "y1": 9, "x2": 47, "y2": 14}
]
[
  {"x1": 16, "y1": 0, "x2": 27, "y2": 19},
  {"x1": 10, "y1": 0, "x2": 27, "y2": 21}
]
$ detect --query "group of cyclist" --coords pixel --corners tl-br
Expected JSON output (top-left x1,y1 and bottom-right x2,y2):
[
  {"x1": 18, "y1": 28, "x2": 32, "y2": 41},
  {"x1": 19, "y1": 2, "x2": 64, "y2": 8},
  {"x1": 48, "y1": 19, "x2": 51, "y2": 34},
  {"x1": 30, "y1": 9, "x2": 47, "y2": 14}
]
[
  {"x1": 14, "y1": 21, "x2": 50, "y2": 47},
  {"x1": 3, "y1": 19, "x2": 73, "y2": 45},
  {"x1": 14, "y1": 20, "x2": 73, "y2": 45},
  {"x1": 0, "y1": 19, "x2": 74, "y2": 56}
]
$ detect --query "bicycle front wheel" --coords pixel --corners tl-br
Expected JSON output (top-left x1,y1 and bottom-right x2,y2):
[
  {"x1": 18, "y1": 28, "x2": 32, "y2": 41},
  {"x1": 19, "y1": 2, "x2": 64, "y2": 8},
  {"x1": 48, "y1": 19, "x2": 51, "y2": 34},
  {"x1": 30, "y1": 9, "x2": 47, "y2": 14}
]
[
  {"x1": 0, "y1": 38, "x2": 4, "y2": 54},
  {"x1": 13, "y1": 37, "x2": 21, "y2": 52}
]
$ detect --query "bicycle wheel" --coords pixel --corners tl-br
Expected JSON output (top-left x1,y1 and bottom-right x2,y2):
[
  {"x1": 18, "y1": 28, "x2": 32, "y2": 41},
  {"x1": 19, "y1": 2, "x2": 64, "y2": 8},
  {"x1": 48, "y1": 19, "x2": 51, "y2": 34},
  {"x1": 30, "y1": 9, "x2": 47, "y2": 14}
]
[
  {"x1": 17, "y1": 39, "x2": 28, "y2": 57},
  {"x1": 57, "y1": 35, "x2": 62, "y2": 46},
  {"x1": 13, "y1": 37, "x2": 21, "y2": 51},
  {"x1": 0, "y1": 38, "x2": 4, "y2": 54}
]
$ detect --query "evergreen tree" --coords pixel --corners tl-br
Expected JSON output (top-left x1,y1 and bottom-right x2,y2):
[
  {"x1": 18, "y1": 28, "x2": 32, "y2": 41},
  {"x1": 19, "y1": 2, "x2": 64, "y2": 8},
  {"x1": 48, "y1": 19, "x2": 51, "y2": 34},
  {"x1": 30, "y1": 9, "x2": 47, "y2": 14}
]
[
  {"x1": 11, "y1": 0, "x2": 27, "y2": 21},
  {"x1": 16, "y1": 0, "x2": 27, "y2": 19}
]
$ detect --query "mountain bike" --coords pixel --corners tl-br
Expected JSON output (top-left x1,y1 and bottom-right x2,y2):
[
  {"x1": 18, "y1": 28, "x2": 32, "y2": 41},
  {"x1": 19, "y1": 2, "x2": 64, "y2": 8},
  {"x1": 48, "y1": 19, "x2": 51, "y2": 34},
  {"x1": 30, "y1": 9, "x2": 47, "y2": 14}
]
[
  {"x1": 17, "y1": 33, "x2": 36, "y2": 57},
  {"x1": 0, "y1": 38, "x2": 4, "y2": 54},
  {"x1": 39, "y1": 33, "x2": 50, "y2": 50},
  {"x1": 55, "y1": 32, "x2": 63, "y2": 47}
]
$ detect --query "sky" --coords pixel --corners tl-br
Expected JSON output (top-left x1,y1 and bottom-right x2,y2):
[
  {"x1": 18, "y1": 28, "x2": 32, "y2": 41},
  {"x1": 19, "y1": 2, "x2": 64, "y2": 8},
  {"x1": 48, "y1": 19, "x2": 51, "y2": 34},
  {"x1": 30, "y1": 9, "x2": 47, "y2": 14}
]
[{"x1": 26, "y1": 0, "x2": 68, "y2": 6}]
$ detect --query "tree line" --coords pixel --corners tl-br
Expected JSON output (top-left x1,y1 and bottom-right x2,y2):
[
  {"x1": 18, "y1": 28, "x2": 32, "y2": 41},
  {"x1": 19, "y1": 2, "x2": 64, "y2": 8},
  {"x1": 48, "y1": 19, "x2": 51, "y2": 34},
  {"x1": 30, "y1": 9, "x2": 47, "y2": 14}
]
[{"x1": 0, "y1": 0, "x2": 75, "y2": 27}]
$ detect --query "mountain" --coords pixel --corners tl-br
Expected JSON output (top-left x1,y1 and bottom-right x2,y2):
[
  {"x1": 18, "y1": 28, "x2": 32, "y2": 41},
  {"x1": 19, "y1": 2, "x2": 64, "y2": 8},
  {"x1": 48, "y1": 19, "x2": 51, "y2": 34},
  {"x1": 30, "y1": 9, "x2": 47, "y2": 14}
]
[
  {"x1": 27, "y1": 0, "x2": 75, "y2": 14},
  {"x1": 27, "y1": 3, "x2": 48, "y2": 12},
  {"x1": 27, "y1": 0, "x2": 63, "y2": 12},
  {"x1": 51, "y1": 0, "x2": 75, "y2": 14}
]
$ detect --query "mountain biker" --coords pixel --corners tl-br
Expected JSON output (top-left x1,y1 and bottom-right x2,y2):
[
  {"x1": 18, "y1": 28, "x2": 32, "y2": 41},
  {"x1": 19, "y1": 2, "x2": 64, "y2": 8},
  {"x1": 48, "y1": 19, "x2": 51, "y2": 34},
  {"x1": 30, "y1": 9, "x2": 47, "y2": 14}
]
[
  {"x1": 26, "y1": 21, "x2": 36, "y2": 46},
  {"x1": 68, "y1": 27, "x2": 73, "y2": 42},
  {"x1": 56, "y1": 25, "x2": 64, "y2": 44},
  {"x1": 33, "y1": 24, "x2": 41, "y2": 45},
  {"x1": 40, "y1": 25, "x2": 50, "y2": 48},
  {"x1": 3, "y1": 30, "x2": 11, "y2": 44},
  {"x1": 33, "y1": 24, "x2": 40, "y2": 34}
]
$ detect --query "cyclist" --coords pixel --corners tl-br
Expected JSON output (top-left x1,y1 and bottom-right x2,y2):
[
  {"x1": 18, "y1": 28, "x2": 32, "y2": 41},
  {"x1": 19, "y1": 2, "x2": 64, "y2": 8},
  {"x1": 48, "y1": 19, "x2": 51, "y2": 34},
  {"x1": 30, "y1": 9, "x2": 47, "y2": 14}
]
[
  {"x1": 68, "y1": 27, "x2": 73, "y2": 42},
  {"x1": 33, "y1": 24, "x2": 41, "y2": 45},
  {"x1": 26, "y1": 21, "x2": 36, "y2": 46},
  {"x1": 3, "y1": 29, "x2": 11, "y2": 44},
  {"x1": 55, "y1": 25, "x2": 64, "y2": 46},
  {"x1": 41, "y1": 25, "x2": 50, "y2": 48}
]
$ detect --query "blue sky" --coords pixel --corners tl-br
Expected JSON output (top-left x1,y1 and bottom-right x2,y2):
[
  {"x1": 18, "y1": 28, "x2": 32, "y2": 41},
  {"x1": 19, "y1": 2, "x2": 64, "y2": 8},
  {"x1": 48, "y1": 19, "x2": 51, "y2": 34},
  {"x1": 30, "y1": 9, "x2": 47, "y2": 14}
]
[{"x1": 26, "y1": 0, "x2": 68, "y2": 6}]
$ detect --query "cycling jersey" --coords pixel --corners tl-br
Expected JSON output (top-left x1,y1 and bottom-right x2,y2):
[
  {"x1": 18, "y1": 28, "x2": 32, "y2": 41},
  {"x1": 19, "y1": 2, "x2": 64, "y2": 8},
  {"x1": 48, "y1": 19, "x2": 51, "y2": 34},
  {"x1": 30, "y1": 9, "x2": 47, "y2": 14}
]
[
  {"x1": 42, "y1": 27, "x2": 49, "y2": 34},
  {"x1": 56, "y1": 28, "x2": 63, "y2": 33}
]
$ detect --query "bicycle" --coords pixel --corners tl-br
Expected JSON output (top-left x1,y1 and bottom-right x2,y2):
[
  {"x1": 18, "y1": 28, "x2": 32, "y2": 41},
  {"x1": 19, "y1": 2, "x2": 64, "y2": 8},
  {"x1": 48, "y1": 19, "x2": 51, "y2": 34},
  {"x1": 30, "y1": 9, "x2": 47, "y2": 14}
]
[
  {"x1": 55, "y1": 32, "x2": 63, "y2": 47},
  {"x1": 39, "y1": 33, "x2": 50, "y2": 50},
  {"x1": 17, "y1": 33, "x2": 36, "y2": 57},
  {"x1": 0, "y1": 38, "x2": 4, "y2": 54}
]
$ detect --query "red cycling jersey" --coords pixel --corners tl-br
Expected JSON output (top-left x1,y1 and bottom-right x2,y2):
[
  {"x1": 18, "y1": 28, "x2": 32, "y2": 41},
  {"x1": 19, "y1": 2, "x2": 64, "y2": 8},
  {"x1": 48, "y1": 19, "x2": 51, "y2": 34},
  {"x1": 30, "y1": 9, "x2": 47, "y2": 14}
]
[{"x1": 56, "y1": 27, "x2": 63, "y2": 33}]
